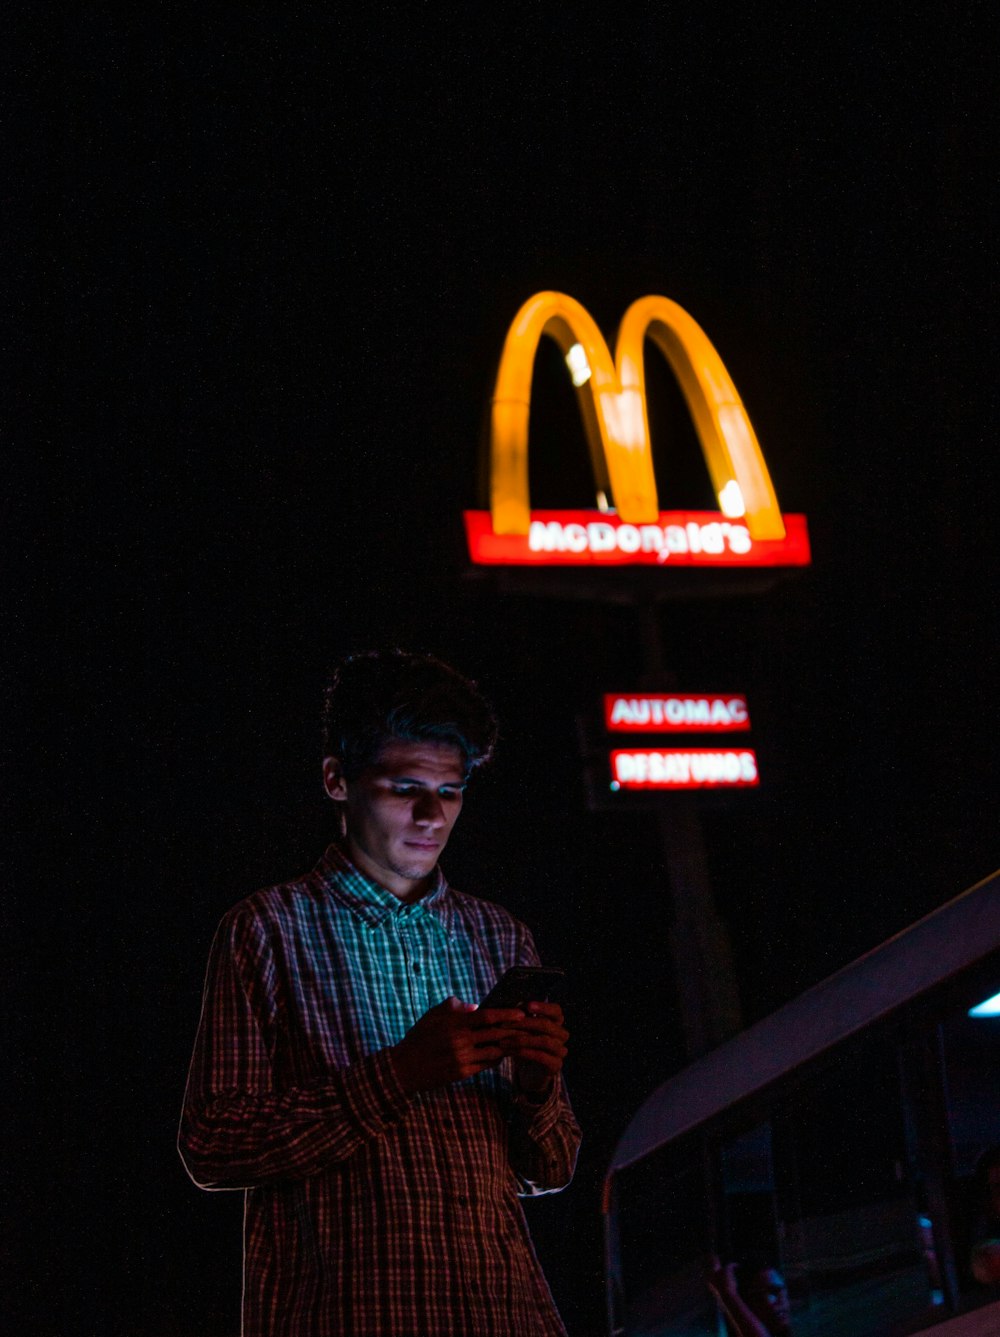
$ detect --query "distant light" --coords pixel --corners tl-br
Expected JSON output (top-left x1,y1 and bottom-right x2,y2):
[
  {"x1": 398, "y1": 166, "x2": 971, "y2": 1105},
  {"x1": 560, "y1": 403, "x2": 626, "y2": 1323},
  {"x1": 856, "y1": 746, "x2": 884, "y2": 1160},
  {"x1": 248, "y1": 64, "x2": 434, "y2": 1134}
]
[
  {"x1": 596, "y1": 490, "x2": 610, "y2": 513},
  {"x1": 565, "y1": 343, "x2": 591, "y2": 386},
  {"x1": 969, "y1": 990, "x2": 1000, "y2": 1017},
  {"x1": 609, "y1": 780, "x2": 621, "y2": 791},
  {"x1": 719, "y1": 480, "x2": 746, "y2": 518}
]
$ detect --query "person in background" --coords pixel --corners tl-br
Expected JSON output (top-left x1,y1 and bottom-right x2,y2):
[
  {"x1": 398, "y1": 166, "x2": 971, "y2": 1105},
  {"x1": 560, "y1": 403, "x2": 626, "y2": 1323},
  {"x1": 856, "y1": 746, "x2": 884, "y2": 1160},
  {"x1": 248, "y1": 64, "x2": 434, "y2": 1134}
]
[
  {"x1": 970, "y1": 1146, "x2": 1000, "y2": 1287},
  {"x1": 708, "y1": 1254, "x2": 792, "y2": 1337}
]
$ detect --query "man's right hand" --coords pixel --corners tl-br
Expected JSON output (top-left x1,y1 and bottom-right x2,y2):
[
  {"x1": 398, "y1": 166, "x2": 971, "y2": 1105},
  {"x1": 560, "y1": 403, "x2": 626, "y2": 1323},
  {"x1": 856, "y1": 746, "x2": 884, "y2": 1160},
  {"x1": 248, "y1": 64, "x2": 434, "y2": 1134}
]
[{"x1": 390, "y1": 997, "x2": 526, "y2": 1095}]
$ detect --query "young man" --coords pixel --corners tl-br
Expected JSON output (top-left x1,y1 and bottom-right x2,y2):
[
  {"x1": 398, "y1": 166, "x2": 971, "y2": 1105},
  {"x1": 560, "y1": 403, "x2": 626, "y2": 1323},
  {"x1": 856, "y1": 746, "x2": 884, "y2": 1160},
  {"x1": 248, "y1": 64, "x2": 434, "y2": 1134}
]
[
  {"x1": 708, "y1": 1256, "x2": 792, "y2": 1337},
  {"x1": 179, "y1": 651, "x2": 580, "y2": 1336}
]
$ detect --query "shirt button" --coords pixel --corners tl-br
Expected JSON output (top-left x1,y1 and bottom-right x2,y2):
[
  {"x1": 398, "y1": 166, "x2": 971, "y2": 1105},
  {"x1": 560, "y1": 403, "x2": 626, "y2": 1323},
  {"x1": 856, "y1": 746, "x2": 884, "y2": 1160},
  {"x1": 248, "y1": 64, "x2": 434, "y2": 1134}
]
[
  {"x1": 441, "y1": 1118, "x2": 454, "y2": 1130},
  {"x1": 457, "y1": 1195, "x2": 468, "y2": 1206},
  {"x1": 412, "y1": 961, "x2": 422, "y2": 974}
]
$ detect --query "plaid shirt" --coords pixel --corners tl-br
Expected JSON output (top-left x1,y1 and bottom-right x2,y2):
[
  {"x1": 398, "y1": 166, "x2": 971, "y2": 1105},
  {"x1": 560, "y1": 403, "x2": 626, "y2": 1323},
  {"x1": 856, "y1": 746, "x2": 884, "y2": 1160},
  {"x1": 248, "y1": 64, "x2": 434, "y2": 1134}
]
[{"x1": 178, "y1": 845, "x2": 580, "y2": 1336}]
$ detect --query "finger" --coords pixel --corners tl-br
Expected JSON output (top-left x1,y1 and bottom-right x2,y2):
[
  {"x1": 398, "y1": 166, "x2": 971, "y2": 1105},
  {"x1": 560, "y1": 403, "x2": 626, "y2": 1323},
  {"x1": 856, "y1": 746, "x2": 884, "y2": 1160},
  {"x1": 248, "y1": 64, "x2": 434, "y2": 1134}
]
[
  {"x1": 456, "y1": 1058, "x2": 505, "y2": 1079},
  {"x1": 524, "y1": 1001, "x2": 563, "y2": 1021},
  {"x1": 506, "y1": 1027, "x2": 568, "y2": 1050},
  {"x1": 467, "y1": 1023, "x2": 529, "y2": 1045},
  {"x1": 505, "y1": 1018, "x2": 568, "y2": 1044},
  {"x1": 465, "y1": 1045, "x2": 507, "y2": 1065},
  {"x1": 467, "y1": 1026, "x2": 532, "y2": 1048},
  {"x1": 473, "y1": 1007, "x2": 533, "y2": 1027},
  {"x1": 511, "y1": 1043, "x2": 567, "y2": 1066},
  {"x1": 519, "y1": 1017, "x2": 568, "y2": 1037}
]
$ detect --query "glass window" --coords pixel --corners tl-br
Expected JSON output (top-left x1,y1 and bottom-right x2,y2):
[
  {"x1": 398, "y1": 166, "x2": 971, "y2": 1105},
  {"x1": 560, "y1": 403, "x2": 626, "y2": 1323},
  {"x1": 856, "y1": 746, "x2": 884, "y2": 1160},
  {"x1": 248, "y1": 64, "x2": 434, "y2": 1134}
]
[
  {"x1": 940, "y1": 978, "x2": 1000, "y2": 1305},
  {"x1": 614, "y1": 1137, "x2": 721, "y2": 1337},
  {"x1": 772, "y1": 1040, "x2": 938, "y2": 1336}
]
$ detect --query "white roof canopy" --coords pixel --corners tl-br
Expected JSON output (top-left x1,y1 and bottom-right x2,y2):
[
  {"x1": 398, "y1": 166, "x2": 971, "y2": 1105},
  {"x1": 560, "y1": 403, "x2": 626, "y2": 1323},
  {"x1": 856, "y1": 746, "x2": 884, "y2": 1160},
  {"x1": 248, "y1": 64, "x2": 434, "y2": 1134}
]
[{"x1": 610, "y1": 867, "x2": 1000, "y2": 1175}]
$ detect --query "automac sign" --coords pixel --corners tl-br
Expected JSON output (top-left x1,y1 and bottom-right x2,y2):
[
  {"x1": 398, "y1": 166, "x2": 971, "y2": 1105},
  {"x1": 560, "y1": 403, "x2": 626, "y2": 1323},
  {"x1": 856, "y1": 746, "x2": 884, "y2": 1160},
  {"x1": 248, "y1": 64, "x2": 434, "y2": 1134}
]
[
  {"x1": 464, "y1": 291, "x2": 810, "y2": 569},
  {"x1": 605, "y1": 693, "x2": 750, "y2": 732}
]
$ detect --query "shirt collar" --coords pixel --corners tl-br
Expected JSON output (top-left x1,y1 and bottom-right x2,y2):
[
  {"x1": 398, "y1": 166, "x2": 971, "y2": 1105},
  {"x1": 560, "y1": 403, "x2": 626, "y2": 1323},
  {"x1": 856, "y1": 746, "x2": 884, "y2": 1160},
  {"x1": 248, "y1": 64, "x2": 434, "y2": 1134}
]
[{"x1": 314, "y1": 843, "x2": 456, "y2": 935}]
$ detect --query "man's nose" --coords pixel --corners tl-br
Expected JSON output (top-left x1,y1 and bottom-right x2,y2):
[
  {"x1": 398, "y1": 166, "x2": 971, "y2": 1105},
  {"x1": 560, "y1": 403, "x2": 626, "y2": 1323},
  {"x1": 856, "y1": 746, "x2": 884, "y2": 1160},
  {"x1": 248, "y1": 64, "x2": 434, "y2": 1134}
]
[{"x1": 414, "y1": 793, "x2": 445, "y2": 826}]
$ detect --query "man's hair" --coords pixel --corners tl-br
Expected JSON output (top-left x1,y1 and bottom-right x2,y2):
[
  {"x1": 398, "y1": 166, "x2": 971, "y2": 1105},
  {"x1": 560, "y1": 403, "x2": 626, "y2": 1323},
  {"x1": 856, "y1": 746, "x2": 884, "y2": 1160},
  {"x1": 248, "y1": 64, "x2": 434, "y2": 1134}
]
[{"x1": 321, "y1": 650, "x2": 499, "y2": 780}]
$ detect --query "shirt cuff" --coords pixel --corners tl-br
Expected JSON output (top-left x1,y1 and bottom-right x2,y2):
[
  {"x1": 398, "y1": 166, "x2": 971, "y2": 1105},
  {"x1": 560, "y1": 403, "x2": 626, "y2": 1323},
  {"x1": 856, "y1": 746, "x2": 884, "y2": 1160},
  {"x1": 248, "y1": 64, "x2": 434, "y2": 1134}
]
[
  {"x1": 336, "y1": 1046, "x2": 412, "y2": 1135},
  {"x1": 512, "y1": 1077, "x2": 563, "y2": 1134}
]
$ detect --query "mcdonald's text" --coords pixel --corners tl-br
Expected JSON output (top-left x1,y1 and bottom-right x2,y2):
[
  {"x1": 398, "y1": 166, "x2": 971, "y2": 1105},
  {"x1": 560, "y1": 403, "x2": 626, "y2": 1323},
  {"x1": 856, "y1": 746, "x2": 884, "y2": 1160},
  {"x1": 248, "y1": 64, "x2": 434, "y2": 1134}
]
[
  {"x1": 464, "y1": 509, "x2": 810, "y2": 568},
  {"x1": 605, "y1": 694, "x2": 750, "y2": 732},
  {"x1": 610, "y1": 748, "x2": 760, "y2": 790}
]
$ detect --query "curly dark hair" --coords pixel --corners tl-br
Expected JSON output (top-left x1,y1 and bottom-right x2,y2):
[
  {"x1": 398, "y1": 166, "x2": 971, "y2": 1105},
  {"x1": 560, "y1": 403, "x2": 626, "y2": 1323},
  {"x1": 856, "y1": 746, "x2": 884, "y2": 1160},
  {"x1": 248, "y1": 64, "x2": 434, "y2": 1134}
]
[{"x1": 321, "y1": 650, "x2": 499, "y2": 780}]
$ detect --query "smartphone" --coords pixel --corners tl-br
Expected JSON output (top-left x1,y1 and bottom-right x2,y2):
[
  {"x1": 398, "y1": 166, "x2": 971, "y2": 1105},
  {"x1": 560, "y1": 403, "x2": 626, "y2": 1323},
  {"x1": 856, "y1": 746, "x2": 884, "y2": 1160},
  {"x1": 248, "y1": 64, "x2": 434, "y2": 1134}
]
[{"x1": 481, "y1": 966, "x2": 565, "y2": 1010}]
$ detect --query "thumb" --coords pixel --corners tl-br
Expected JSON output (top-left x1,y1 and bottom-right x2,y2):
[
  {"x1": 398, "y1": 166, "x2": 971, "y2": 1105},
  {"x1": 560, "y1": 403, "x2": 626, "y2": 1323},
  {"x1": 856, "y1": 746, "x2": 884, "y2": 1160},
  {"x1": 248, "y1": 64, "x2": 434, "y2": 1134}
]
[{"x1": 440, "y1": 995, "x2": 478, "y2": 1013}]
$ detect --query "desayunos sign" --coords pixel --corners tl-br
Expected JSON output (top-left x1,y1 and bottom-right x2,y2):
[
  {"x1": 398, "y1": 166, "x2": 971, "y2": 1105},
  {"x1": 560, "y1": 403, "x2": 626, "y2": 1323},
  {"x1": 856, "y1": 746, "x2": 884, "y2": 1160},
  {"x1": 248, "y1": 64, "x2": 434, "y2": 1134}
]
[
  {"x1": 464, "y1": 291, "x2": 810, "y2": 568},
  {"x1": 610, "y1": 748, "x2": 760, "y2": 791}
]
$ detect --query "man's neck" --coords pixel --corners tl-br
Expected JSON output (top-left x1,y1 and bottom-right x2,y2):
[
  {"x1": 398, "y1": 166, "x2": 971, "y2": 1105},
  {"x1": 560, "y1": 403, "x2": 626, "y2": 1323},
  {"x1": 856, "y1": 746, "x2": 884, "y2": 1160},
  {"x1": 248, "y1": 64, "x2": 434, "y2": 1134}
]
[{"x1": 343, "y1": 837, "x2": 435, "y2": 903}]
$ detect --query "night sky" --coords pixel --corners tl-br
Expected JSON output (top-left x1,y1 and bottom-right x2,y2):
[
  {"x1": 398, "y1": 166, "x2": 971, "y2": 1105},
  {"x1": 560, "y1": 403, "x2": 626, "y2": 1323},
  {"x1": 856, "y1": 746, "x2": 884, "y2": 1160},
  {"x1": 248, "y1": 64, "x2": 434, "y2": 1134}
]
[{"x1": 11, "y1": 8, "x2": 997, "y2": 1334}]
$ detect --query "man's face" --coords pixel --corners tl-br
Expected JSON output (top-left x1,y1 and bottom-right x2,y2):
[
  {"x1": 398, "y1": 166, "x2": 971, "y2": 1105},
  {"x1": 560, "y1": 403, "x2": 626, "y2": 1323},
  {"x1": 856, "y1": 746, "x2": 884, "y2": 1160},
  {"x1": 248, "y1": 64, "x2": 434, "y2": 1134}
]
[
  {"x1": 323, "y1": 739, "x2": 466, "y2": 900},
  {"x1": 743, "y1": 1268, "x2": 791, "y2": 1335}
]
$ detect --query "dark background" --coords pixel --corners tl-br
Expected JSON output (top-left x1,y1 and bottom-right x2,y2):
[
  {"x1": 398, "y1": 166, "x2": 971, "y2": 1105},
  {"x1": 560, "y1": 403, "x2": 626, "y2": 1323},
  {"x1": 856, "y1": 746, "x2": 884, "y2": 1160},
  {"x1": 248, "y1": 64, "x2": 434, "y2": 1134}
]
[{"x1": 9, "y1": 7, "x2": 997, "y2": 1334}]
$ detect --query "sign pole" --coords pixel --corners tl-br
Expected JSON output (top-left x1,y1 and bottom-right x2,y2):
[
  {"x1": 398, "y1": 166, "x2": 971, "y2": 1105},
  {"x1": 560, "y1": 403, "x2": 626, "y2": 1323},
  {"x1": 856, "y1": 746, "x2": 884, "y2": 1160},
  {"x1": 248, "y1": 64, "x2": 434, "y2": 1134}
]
[{"x1": 639, "y1": 600, "x2": 743, "y2": 1058}]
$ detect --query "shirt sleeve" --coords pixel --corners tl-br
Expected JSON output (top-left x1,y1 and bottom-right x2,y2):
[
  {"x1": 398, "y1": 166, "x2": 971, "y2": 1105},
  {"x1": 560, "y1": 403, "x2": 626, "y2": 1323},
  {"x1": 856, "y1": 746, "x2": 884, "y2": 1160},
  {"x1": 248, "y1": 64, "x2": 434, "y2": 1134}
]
[
  {"x1": 505, "y1": 927, "x2": 582, "y2": 1196},
  {"x1": 177, "y1": 905, "x2": 412, "y2": 1190}
]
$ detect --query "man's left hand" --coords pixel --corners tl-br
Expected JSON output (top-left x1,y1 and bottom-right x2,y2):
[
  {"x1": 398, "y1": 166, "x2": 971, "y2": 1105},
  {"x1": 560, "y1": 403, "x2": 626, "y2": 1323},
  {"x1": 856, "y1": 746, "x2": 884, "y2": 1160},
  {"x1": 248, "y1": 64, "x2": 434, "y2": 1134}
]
[{"x1": 506, "y1": 1001, "x2": 569, "y2": 1094}]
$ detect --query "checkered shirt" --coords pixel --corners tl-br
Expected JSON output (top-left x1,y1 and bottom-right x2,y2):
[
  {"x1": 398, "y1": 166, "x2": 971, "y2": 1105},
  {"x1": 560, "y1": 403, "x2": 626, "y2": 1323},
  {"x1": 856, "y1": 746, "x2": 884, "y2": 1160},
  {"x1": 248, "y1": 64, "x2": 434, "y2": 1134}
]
[{"x1": 178, "y1": 845, "x2": 580, "y2": 1336}]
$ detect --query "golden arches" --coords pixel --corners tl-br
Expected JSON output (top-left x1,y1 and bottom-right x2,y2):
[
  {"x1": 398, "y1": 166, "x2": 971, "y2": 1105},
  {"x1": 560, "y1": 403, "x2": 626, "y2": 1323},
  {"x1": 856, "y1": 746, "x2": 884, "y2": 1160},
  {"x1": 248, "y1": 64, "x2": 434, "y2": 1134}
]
[{"x1": 489, "y1": 291, "x2": 786, "y2": 540}]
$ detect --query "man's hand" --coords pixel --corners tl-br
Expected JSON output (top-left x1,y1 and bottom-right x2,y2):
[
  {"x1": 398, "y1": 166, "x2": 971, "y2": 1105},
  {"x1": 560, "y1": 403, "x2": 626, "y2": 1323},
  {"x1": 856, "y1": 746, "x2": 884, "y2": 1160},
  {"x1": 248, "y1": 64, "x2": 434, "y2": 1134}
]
[
  {"x1": 506, "y1": 1001, "x2": 569, "y2": 1095},
  {"x1": 706, "y1": 1254, "x2": 739, "y2": 1301},
  {"x1": 390, "y1": 997, "x2": 528, "y2": 1095}
]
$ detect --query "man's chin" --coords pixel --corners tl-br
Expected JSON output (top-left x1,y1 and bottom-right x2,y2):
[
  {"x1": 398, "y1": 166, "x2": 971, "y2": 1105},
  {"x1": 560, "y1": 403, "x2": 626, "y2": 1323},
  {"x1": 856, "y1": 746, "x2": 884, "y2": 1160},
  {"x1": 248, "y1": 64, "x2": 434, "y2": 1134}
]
[{"x1": 392, "y1": 854, "x2": 439, "y2": 882}]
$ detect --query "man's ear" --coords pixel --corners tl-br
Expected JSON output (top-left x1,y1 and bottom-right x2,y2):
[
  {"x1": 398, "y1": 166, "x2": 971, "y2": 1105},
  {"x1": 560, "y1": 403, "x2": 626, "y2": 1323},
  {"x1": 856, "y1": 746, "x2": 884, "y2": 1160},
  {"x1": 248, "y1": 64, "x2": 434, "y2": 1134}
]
[{"x1": 322, "y1": 756, "x2": 348, "y2": 801}]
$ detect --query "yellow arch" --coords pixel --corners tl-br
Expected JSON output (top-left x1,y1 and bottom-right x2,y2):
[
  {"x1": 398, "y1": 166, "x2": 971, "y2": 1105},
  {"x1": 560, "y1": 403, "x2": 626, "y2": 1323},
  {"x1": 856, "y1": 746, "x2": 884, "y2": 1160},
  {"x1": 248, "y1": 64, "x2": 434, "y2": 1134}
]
[{"x1": 489, "y1": 291, "x2": 786, "y2": 540}]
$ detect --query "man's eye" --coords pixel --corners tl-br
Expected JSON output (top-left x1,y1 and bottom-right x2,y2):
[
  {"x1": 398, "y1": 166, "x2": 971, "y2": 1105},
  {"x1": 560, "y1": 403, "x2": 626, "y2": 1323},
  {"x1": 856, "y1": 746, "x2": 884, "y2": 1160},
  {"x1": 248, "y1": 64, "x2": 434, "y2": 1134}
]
[{"x1": 391, "y1": 785, "x2": 418, "y2": 795}]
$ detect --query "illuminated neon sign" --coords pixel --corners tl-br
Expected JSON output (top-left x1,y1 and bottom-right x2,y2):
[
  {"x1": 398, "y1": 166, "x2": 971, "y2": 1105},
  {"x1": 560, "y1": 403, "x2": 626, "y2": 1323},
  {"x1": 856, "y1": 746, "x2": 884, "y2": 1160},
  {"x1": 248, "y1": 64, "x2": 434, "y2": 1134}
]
[
  {"x1": 464, "y1": 291, "x2": 810, "y2": 569},
  {"x1": 605, "y1": 694, "x2": 750, "y2": 732},
  {"x1": 610, "y1": 748, "x2": 760, "y2": 791}
]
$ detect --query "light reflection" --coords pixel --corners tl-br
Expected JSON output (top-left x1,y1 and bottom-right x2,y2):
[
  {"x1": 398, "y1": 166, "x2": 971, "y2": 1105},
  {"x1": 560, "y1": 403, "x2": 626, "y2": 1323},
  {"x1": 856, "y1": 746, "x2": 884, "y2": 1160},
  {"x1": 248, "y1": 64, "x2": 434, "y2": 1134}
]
[
  {"x1": 565, "y1": 343, "x2": 592, "y2": 386},
  {"x1": 719, "y1": 480, "x2": 746, "y2": 517},
  {"x1": 969, "y1": 989, "x2": 1000, "y2": 1017}
]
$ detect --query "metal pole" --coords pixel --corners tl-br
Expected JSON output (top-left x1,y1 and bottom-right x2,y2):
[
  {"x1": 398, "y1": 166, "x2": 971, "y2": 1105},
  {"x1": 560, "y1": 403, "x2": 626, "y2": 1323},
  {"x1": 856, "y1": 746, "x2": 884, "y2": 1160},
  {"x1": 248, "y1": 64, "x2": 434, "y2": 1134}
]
[{"x1": 638, "y1": 598, "x2": 743, "y2": 1058}]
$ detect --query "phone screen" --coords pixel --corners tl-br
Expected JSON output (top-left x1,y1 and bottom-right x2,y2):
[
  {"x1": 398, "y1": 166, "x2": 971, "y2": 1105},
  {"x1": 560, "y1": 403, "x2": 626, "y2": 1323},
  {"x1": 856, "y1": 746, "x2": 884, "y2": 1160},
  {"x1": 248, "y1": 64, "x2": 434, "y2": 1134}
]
[{"x1": 481, "y1": 966, "x2": 565, "y2": 1010}]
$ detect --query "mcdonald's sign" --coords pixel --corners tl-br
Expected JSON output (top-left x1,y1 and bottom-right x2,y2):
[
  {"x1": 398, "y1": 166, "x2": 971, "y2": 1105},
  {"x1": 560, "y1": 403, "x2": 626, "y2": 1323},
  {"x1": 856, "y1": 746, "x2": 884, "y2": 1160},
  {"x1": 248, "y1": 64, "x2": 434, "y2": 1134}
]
[{"x1": 464, "y1": 292, "x2": 810, "y2": 568}]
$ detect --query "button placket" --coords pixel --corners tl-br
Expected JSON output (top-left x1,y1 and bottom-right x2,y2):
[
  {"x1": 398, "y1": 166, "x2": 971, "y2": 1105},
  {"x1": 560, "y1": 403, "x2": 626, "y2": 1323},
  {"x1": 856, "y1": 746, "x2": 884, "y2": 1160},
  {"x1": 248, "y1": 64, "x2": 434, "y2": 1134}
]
[{"x1": 398, "y1": 919, "x2": 429, "y2": 1017}]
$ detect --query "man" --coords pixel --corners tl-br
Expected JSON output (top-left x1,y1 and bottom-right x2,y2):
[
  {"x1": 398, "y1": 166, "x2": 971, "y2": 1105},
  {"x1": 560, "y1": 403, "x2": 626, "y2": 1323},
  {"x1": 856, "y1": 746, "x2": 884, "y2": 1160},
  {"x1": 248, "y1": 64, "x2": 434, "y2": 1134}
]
[
  {"x1": 708, "y1": 1256, "x2": 792, "y2": 1337},
  {"x1": 178, "y1": 651, "x2": 580, "y2": 1336},
  {"x1": 970, "y1": 1146, "x2": 1000, "y2": 1286}
]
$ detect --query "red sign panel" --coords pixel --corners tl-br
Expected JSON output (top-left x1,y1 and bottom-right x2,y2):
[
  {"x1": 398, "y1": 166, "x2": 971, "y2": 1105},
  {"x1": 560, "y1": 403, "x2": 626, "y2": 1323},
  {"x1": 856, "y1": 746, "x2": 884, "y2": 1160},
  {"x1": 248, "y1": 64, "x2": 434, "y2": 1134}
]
[
  {"x1": 464, "y1": 509, "x2": 810, "y2": 568},
  {"x1": 605, "y1": 693, "x2": 750, "y2": 733},
  {"x1": 610, "y1": 748, "x2": 760, "y2": 791}
]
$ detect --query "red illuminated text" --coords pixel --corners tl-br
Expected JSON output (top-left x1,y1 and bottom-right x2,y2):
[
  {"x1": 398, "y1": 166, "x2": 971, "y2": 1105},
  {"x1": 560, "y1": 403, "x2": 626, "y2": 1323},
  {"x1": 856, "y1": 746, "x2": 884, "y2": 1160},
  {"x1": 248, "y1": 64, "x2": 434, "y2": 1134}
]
[
  {"x1": 605, "y1": 694, "x2": 750, "y2": 732},
  {"x1": 464, "y1": 510, "x2": 810, "y2": 568},
  {"x1": 611, "y1": 748, "x2": 760, "y2": 791}
]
